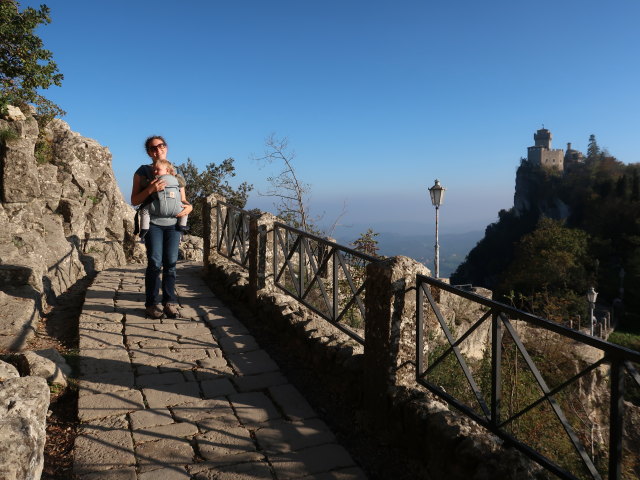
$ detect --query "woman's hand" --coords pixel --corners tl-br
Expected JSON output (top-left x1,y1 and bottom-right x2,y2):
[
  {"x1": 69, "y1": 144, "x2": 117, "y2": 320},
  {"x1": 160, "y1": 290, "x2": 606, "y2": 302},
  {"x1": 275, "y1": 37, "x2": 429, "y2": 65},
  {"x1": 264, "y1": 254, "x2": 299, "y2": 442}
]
[
  {"x1": 176, "y1": 203, "x2": 193, "y2": 218},
  {"x1": 148, "y1": 178, "x2": 166, "y2": 193}
]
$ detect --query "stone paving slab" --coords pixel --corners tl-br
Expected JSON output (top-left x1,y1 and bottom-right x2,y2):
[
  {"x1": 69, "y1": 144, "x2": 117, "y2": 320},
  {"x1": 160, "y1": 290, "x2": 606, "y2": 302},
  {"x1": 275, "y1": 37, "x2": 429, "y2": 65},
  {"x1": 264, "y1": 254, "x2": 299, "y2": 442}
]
[
  {"x1": 138, "y1": 467, "x2": 191, "y2": 480},
  {"x1": 255, "y1": 418, "x2": 336, "y2": 454},
  {"x1": 74, "y1": 263, "x2": 367, "y2": 479},
  {"x1": 227, "y1": 350, "x2": 280, "y2": 376},
  {"x1": 132, "y1": 421, "x2": 199, "y2": 444},
  {"x1": 73, "y1": 416, "x2": 136, "y2": 475},
  {"x1": 188, "y1": 460, "x2": 274, "y2": 480},
  {"x1": 78, "y1": 389, "x2": 145, "y2": 421},
  {"x1": 269, "y1": 383, "x2": 317, "y2": 421},
  {"x1": 270, "y1": 444, "x2": 357, "y2": 479}
]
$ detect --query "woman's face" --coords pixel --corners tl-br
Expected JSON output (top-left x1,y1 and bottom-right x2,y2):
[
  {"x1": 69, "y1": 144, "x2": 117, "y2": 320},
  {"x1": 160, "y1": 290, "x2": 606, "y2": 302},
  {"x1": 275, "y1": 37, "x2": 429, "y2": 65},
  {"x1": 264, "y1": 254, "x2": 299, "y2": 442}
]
[{"x1": 146, "y1": 139, "x2": 168, "y2": 161}]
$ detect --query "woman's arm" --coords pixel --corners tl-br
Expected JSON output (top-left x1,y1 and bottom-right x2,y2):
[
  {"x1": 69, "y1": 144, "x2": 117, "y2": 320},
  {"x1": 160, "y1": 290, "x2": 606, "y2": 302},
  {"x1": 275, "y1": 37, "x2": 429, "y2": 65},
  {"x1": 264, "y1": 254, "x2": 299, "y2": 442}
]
[
  {"x1": 176, "y1": 187, "x2": 193, "y2": 217},
  {"x1": 131, "y1": 174, "x2": 166, "y2": 206}
]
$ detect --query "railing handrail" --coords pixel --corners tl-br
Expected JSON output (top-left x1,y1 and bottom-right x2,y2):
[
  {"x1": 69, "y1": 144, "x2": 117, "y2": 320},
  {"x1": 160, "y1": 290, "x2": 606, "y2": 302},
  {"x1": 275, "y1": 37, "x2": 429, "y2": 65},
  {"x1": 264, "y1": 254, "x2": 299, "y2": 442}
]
[
  {"x1": 416, "y1": 274, "x2": 640, "y2": 480},
  {"x1": 273, "y1": 222, "x2": 380, "y2": 264},
  {"x1": 417, "y1": 273, "x2": 640, "y2": 363},
  {"x1": 216, "y1": 200, "x2": 261, "y2": 219}
]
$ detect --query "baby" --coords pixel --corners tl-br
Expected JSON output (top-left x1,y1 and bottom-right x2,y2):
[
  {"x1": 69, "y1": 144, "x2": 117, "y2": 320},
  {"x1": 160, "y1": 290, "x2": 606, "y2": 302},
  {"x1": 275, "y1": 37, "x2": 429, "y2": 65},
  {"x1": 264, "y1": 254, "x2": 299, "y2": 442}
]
[{"x1": 139, "y1": 159, "x2": 189, "y2": 240}]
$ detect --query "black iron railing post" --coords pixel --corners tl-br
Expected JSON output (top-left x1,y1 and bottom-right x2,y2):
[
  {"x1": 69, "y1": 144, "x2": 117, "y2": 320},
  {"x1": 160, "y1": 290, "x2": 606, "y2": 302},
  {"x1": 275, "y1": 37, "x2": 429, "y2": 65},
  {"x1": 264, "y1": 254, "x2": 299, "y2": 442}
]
[
  {"x1": 491, "y1": 311, "x2": 502, "y2": 426},
  {"x1": 608, "y1": 357, "x2": 624, "y2": 480}
]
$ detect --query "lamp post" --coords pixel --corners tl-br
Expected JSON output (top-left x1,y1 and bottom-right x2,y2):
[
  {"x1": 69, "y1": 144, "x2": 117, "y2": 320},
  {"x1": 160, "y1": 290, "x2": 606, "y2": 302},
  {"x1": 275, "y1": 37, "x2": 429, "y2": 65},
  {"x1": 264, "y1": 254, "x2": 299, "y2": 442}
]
[
  {"x1": 428, "y1": 179, "x2": 446, "y2": 278},
  {"x1": 587, "y1": 286, "x2": 598, "y2": 336}
]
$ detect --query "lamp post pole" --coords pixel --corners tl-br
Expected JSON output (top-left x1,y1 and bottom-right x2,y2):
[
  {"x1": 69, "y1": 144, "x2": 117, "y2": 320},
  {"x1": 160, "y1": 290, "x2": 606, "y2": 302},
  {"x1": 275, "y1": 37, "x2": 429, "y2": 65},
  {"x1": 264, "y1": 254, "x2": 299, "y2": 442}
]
[
  {"x1": 587, "y1": 286, "x2": 598, "y2": 336},
  {"x1": 428, "y1": 179, "x2": 446, "y2": 279}
]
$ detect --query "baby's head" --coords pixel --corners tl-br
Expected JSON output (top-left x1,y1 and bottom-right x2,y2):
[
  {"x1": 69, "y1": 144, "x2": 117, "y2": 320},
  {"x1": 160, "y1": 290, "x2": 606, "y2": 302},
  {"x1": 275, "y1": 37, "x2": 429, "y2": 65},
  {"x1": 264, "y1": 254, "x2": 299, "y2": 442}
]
[{"x1": 153, "y1": 159, "x2": 175, "y2": 177}]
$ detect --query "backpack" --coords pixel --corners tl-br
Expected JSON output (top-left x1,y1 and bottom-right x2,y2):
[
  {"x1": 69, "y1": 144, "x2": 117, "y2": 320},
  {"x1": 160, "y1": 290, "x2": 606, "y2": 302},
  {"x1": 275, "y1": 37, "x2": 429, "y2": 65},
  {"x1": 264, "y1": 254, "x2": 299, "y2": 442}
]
[
  {"x1": 133, "y1": 165, "x2": 185, "y2": 234},
  {"x1": 147, "y1": 174, "x2": 183, "y2": 219}
]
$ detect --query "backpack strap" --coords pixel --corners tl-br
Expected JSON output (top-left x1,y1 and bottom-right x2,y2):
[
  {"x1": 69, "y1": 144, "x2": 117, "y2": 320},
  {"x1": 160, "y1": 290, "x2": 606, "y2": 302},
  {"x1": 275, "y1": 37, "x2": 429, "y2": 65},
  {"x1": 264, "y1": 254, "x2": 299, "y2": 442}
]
[{"x1": 133, "y1": 165, "x2": 157, "y2": 235}]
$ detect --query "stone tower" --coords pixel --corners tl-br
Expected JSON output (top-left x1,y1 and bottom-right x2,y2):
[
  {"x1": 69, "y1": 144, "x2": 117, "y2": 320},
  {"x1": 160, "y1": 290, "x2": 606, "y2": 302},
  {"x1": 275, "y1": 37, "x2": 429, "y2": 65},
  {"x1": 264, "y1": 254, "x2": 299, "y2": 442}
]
[{"x1": 527, "y1": 128, "x2": 564, "y2": 171}]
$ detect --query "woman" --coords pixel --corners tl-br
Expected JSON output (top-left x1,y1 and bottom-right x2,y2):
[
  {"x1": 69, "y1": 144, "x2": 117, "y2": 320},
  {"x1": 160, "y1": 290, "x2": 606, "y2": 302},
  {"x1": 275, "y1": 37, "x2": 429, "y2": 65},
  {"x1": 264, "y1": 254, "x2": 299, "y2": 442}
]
[{"x1": 131, "y1": 135, "x2": 193, "y2": 318}]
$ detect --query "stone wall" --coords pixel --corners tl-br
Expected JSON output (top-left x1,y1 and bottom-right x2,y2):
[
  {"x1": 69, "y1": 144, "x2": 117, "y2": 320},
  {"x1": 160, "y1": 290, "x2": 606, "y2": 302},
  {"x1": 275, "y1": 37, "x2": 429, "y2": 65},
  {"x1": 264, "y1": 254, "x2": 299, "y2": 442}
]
[
  {"x1": 202, "y1": 194, "x2": 542, "y2": 480},
  {"x1": 0, "y1": 106, "x2": 143, "y2": 350}
]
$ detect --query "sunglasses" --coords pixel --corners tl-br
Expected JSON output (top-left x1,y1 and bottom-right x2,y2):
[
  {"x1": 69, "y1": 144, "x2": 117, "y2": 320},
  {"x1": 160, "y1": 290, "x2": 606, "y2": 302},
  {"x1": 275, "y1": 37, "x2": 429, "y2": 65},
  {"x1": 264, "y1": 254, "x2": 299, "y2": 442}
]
[{"x1": 147, "y1": 143, "x2": 167, "y2": 151}]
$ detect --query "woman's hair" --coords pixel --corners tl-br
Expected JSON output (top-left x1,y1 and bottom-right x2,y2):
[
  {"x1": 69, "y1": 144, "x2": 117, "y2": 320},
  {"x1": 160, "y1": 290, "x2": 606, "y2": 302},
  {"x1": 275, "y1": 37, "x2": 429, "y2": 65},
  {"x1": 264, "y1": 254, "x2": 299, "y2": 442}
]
[
  {"x1": 144, "y1": 135, "x2": 167, "y2": 152},
  {"x1": 154, "y1": 159, "x2": 175, "y2": 175}
]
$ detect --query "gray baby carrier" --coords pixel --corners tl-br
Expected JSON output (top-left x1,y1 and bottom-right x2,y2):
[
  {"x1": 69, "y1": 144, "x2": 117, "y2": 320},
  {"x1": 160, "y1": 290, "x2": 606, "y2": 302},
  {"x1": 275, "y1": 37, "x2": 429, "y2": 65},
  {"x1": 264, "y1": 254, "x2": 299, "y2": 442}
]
[{"x1": 148, "y1": 174, "x2": 183, "y2": 219}]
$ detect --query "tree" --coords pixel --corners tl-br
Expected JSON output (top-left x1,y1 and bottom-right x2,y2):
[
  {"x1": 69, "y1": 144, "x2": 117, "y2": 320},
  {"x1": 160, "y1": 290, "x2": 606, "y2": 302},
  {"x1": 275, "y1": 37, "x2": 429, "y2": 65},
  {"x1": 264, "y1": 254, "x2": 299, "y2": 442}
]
[
  {"x1": 351, "y1": 228, "x2": 381, "y2": 258},
  {"x1": 498, "y1": 218, "x2": 591, "y2": 319},
  {"x1": 586, "y1": 134, "x2": 600, "y2": 160},
  {"x1": 175, "y1": 157, "x2": 252, "y2": 237},
  {"x1": 0, "y1": 1, "x2": 64, "y2": 122},
  {"x1": 254, "y1": 134, "x2": 314, "y2": 232}
]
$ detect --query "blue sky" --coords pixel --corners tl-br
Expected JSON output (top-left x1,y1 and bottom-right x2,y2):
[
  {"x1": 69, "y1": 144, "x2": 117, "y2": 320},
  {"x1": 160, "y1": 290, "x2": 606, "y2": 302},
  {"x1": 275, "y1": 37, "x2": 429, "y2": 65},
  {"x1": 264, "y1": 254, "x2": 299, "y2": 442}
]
[{"x1": 21, "y1": 0, "x2": 640, "y2": 235}]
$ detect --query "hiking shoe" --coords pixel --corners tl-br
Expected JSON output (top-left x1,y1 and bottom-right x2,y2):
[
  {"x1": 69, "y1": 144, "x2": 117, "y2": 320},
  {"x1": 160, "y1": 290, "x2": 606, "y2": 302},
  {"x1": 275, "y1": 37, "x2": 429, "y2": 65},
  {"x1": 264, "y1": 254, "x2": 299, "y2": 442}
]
[
  {"x1": 164, "y1": 303, "x2": 179, "y2": 318},
  {"x1": 145, "y1": 305, "x2": 163, "y2": 319}
]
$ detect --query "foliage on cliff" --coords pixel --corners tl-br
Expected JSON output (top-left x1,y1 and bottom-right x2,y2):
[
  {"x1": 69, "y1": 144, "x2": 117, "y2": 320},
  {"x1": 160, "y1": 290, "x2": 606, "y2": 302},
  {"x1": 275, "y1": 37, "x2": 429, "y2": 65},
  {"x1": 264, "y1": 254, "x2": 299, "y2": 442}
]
[
  {"x1": 0, "y1": 1, "x2": 64, "y2": 122},
  {"x1": 452, "y1": 144, "x2": 640, "y2": 323}
]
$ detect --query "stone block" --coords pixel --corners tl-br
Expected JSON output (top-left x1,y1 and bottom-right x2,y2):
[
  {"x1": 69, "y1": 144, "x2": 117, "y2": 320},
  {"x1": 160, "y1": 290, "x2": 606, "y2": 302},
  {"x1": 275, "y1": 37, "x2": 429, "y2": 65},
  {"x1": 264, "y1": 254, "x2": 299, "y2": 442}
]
[
  {"x1": 143, "y1": 381, "x2": 201, "y2": 408},
  {"x1": 201, "y1": 378, "x2": 237, "y2": 398},
  {"x1": 232, "y1": 371, "x2": 288, "y2": 392},
  {"x1": 132, "y1": 422, "x2": 198, "y2": 444},
  {"x1": 135, "y1": 438, "x2": 194, "y2": 473},
  {"x1": 138, "y1": 467, "x2": 191, "y2": 480},
  {"x1": 74, "y1": 416, "x2": 136, "y2": 475},
  {"x1": 129, "y1": 408, "x2": 174, "y2": 430},
  {"x1": 80, "y1": 467, "x2": 137, "y2": 480},
  {"x1": 79, "y1": 346, "x2": 131, "y2": 376},
  {"x1": 270, "y1": 444, "x2": 356, "y2": 479},
  {"x1": 171, "y1": 397, "x2": 236, "y2": 425},
  {"x1": 188, "y1": 460, "x2": 272, "y2": 479},
  {"x1": 229, "y1": 392, "x2": 281, "y2": 426},
  {"x1": 254, "y1": 418, "x2": 335, "y2": 454},
  {"x1": 78, "y1": 389, "x2": 144, "y2": 421},
  {"x1": 218, "y1": 334, "x2": 259, "y2": 353},
  {"x1": 195, "y1": 423, "x2": 257, "y2": 461},
  {"x1": 78, "y1": 370, "x2": 135, "y2": 398},
  {"x1": 227, "y1": 350, "x2": 279, "y2": 376},
  {"x1": 268, "y1": 383, "x2": 316, "y2": 421},
  {"x1": 136, "y1": 371, "x2": 187, "y2": 388}
]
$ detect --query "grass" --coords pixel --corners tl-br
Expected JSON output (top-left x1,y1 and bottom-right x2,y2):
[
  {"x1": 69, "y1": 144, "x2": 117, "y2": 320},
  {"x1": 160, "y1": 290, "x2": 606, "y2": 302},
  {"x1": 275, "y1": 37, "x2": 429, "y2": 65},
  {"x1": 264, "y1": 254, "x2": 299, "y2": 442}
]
[{"x1": 608, "y1": 313, "x2": 640, "y2": 352}]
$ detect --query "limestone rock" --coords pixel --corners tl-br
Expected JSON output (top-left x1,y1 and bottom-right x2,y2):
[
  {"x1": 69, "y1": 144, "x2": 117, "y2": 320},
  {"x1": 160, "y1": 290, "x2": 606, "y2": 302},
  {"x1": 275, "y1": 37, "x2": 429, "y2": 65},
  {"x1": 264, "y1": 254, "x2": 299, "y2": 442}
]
[
  {"x1": 16, "y1": 349, "x2": 71, "y2": 387},
  {"x1": 3, "y1": 105, "x2": 26, "y2": 122},
  {"x1": 0, "y1": 376, "x2": 49, "y2": 480},
  {"x1": 0, "y1": 107, "x2": 143, "y2": 351},
  {"x1": 0, "y1": 361, "x2": 19, "y2": 382},
  {"x1": 0, "y1": 289, "x2": 39, "y2": 351}
]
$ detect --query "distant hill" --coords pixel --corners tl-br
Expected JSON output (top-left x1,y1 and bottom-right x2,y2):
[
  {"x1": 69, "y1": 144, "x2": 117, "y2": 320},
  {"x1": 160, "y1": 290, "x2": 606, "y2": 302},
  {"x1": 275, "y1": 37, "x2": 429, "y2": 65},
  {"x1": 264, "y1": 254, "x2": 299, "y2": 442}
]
[{"x1": 333, "y1": 223, "x2": 483, "y2": 278}]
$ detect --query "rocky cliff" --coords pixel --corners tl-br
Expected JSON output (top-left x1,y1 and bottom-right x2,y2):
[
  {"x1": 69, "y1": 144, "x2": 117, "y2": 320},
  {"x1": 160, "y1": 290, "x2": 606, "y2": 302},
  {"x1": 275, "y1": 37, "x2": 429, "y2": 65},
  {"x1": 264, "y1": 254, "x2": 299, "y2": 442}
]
[
  {"x1": 513, "y1": 159, "x2": 570, "y2": 219},
  {"x1": 0, "y1": 106, "x2": 143, "y2": 350}
]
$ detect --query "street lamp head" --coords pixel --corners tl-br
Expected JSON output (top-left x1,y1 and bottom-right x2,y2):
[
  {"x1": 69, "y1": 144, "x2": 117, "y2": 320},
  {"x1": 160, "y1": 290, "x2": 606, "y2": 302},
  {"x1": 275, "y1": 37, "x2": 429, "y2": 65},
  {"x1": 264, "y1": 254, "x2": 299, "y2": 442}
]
[
  {"x1": 587, "y1": 286, "x2": 598, "y2": 304},
  {"x1": 429, "y1": 179, "x2": 446, "y2": 207}
]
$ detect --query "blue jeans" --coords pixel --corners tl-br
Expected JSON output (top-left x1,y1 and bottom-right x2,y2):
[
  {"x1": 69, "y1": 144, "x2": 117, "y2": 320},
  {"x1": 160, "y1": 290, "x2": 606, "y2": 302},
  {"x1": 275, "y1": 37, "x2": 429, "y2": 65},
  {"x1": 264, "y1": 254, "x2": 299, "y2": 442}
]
[{"x1": 144, "y1": 223, "x2": 181, "y2": 307}]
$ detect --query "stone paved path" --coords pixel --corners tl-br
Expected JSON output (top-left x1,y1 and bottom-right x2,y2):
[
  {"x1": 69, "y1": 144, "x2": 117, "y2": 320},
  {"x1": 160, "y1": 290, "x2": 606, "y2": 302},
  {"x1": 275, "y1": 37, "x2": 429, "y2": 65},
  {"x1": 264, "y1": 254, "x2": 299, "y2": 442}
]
[{"x1": 74, "y1": 262, "x2": 367, "y2": 480}]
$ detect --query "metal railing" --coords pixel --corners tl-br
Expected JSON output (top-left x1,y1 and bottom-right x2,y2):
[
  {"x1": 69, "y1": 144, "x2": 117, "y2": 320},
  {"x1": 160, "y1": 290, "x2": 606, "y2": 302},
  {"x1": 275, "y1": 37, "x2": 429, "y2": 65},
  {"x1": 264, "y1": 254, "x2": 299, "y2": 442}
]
[
  {"x1": 416, "y1": 274, "x2": 640, "y2": 480},
  {"x1": 273, "y1": 222, "x2": 378, "y2": 344},
  {"x1": 214, "y1": 201, "x2": 257, "y2": 267}
]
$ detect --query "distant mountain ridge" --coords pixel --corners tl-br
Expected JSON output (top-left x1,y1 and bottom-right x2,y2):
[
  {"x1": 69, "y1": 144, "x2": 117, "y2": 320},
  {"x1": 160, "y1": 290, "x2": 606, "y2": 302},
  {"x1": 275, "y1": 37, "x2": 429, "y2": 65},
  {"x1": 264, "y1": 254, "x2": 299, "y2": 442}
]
[{"x1": 333, "y1": 224, "x2": 483, "y2": 278}]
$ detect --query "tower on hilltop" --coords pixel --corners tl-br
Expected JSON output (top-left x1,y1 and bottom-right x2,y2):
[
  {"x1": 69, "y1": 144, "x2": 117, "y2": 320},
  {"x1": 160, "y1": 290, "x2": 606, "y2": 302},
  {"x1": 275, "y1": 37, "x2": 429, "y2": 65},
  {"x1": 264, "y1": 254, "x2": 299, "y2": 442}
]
[{"x1": 527, "y1": 127, "x2": 564, "y2": 171}]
